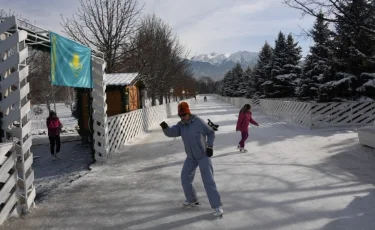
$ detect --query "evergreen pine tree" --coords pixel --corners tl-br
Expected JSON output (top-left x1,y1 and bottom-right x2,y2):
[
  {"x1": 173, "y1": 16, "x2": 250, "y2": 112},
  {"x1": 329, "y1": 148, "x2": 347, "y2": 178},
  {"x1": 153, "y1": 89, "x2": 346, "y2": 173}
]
[
  {"x1": 264, "y1": 32, "x2": 301, "y2": 98},
  {"x1": 298, "y1": 12, "x2": 333, "y2": 100},
  {"x1": 221, "y1": 70, "x2": 235, "y2": 97},
  {"x1": 253, "y1": 41, "x2": 273, "y2": 97},
  {"x1": 270, "y1": 32, "x2": 287, "y2": 78},
  {"x1": 245, "y1": 67, "x2": 256, "y2": 98},
  {"x1": 285, "y1": 33, "x2": 303, "y2": 90},
  {"x1": 285, "y1": 34, "x2": 302, "y2": 67},
  {"x1": 325, "y1": 0, "x2": 375, "y2": 100},
  {"x1": 232, "y1": 64, "x2": 247, "y2": 97},
  {"x1": 221, "y1": 71, "x2": 229, "y2": 96}
]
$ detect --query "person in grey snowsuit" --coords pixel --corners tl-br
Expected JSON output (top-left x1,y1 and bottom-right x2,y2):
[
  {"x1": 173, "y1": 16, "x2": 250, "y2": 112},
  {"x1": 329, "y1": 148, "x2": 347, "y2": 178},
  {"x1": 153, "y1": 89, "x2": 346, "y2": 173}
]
[{"x1": 159, "y1": 102, "x2": 223, "y2": 216}]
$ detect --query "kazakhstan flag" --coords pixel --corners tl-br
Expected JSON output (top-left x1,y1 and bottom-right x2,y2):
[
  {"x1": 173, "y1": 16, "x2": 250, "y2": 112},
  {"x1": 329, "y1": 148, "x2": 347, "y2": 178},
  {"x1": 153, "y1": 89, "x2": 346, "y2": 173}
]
[{"x1": 50, "y1": 32, "x2": 93, "y2": 88}]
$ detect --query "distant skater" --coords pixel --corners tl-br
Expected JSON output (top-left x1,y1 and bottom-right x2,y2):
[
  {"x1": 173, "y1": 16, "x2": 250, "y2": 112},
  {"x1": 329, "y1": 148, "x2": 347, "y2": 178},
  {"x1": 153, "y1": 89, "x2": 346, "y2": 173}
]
[
  {"x1": 236, "y1": 104, "x2": 259, "y2": 152},
  {"x1": 204, "y1": 96, "x2": 207, "y2": 102},
  {"x1": 47, "y1": 110, "x2": 63, "y2": 159}
]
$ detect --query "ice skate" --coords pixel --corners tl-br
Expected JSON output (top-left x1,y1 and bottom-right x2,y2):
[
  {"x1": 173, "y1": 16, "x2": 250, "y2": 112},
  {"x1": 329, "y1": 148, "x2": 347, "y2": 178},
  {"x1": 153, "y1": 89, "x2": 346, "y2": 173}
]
[
  {"x1": 182, "y1": 200, "x2": 200, "y2": 207},
  {"x1": 52, "y1": 153, "x2": 60, "y2": 160},
  {"x1": 213, "y1": 206, "x2": 224, "y2": 216},
  {"x1": 240, "y1": 148, "x2": 247, "y2": 153}
]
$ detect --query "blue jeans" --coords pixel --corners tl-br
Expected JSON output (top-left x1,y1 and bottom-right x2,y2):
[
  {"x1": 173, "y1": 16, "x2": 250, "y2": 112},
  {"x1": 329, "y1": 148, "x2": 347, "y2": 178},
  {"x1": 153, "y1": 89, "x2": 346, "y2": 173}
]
[{"x1": 181, "y1": 157, "x2": 222, "y2": 208}]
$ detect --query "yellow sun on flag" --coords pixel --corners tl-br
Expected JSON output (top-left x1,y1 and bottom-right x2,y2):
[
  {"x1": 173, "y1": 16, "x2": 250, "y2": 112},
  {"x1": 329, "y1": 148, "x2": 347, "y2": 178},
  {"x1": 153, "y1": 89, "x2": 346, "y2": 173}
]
[{"x1": 70, "y1": 53, "x2": 83, "y2": 77}]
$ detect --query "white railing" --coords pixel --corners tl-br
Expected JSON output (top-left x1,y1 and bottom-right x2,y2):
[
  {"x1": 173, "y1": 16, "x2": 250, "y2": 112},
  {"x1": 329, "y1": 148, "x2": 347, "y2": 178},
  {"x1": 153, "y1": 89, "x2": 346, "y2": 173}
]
[
  {"x1": 0, "y1": 16, "x2": 34, "y2": 225},
  {"x1": 215, "y1": 96, "x2": 260, "y2": 108},
  {"x1": 311, "y1": 102, "x2": 375, "y2": 127},
  {"x1": 217, "y1": 96, "x2": 375, "y2": 128},
  {"x1": 259, "y1": 99, "x2": 312, "y2": 127},
  {"x1": 0, "y1": 142, "x2": 19, "y2": 225},
  {"x1": 106, "y1": 100, "x2": 191, "y2": 154}
]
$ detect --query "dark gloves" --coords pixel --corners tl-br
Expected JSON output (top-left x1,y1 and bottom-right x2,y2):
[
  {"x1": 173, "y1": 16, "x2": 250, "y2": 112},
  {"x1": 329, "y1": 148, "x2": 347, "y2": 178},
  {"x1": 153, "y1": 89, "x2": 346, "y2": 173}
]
[
  {"x1": 160, "y1": 121, "x2": 169, "y2": 129},
  {"x1": 206, "y1": 147, "x2": 213, "y2": 157}
]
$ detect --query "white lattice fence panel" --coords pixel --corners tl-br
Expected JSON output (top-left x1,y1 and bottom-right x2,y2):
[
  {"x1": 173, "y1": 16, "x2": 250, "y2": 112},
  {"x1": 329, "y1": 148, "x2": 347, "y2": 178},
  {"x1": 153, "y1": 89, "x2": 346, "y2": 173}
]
[
  {"x1": 259, "y1": 100, "x2": 312, "y2": 127},
  {"x1": 0, "y1": 16, "x2": 34, "y2": 214},
  {"x1": 0, "y1": 142, "x2": 18, "y2": 225},
  {"x1": 107, "y1": 104, "x2": 160, "y2": 154},
  {"x1": 106, "y1": 100, "x2": 189, "y2": 154},
  {"x1": 215, "y1": 96, "x2": 260, "y2": 109},
  {"x1": 311, "y1": 102, "x2": 375, "y2": 127},
  {"x1": 251, "y1": 99, "x2": 260, "y2": 108}
]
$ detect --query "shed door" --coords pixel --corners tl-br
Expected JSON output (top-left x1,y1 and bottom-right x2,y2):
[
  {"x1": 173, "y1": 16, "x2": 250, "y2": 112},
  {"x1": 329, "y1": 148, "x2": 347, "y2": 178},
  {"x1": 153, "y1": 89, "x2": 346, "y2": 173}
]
[
  {"x1": 106, "y1": 91, "x2": 122, "y2": 116},
  {"x1": 128, "y1": 86, "x2": 139, "y2": 111}
]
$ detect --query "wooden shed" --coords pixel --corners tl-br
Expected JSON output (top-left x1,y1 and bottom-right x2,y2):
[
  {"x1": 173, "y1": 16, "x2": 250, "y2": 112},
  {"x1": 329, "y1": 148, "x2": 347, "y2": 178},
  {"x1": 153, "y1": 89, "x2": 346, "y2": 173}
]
[
  {"x1": 74, "y1": 73, "x2": 145, "y2": 140},
  {"x1": 104, "y1": 73, "x2": 145, "y2": 117}
]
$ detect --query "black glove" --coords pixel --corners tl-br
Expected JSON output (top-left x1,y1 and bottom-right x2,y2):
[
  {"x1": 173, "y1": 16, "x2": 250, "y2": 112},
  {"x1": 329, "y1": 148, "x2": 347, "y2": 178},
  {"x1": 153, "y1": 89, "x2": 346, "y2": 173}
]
[
  {"x1": 206, "y1": 147, "x2": 213, "y2": 157},
  {"x1": 160, "y1": 121, "x2": 169, "y2": 129}
]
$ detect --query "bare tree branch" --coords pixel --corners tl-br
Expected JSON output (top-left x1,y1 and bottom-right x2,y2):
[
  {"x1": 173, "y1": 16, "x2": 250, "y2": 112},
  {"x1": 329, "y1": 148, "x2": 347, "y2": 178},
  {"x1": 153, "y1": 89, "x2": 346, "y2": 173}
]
[
  {"x1": 61, "y1": 0, "x2": 143, "y2": 73},
  {"x1": 284, "y1": 0, "x2": 375, "y2": 34}
]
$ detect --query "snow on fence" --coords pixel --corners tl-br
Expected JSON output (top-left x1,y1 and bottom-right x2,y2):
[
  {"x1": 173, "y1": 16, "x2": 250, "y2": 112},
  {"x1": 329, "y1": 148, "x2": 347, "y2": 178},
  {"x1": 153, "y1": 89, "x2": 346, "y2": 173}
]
[
  {"x1": 106, "y1": 100, "x2": 190, "y2": 154},
  {"x1": 217, "y1": 96, "x2": 375, "y2": 128},
  {"x1": 0, "y1": 142, "x2": 19, "y2": 225}
]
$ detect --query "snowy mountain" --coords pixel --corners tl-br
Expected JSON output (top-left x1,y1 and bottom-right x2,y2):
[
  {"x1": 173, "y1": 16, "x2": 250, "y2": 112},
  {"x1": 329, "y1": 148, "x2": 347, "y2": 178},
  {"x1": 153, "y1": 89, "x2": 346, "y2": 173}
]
[
  {"x1": 190, "y1": 51, "x2": 258, "y2": 80},
  {"x1": 192, "y1": 52, "x2": 231, "y2": 65}
]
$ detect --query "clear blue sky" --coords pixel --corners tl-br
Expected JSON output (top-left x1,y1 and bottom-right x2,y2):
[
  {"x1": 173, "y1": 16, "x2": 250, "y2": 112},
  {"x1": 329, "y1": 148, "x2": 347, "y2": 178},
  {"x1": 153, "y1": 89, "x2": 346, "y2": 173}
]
[{"x1": 1, "y1": 0, "x2": 314, "y2": 57}]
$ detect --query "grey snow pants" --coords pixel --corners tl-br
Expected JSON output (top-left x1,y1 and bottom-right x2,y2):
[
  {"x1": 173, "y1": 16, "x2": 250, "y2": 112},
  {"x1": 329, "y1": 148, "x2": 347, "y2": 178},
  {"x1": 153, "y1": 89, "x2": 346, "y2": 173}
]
[{"x1": 181, "y1": 156, "x2": 222, "y2": 209}]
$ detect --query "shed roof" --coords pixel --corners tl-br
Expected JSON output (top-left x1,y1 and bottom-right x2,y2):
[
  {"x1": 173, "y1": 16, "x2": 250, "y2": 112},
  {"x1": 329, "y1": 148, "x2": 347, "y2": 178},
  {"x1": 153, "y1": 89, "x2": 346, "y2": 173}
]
[{"x1": 105, "y1": 73, "x2": 139, "y2": 86}]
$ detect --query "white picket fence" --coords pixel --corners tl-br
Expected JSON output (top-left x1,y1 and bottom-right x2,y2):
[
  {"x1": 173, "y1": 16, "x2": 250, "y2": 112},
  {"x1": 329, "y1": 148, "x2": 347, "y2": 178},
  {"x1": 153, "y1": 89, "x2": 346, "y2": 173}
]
[
  {"x1": 216, "y1": 96, "x2": 375, "y2": 128},
  {"x1": 106, "y1": 100, "x2": 191, "y2": 154}
]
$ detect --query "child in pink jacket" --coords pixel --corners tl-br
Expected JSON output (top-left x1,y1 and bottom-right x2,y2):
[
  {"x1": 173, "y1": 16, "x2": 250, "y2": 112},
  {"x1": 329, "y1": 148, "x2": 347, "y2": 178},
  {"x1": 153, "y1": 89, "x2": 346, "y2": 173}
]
[
  {"x1": 236, "y1": 104, "x2": 259, "y2": 152},
  {"x1": 47, "y1": 110, "x2": 63, "y2": 159}
]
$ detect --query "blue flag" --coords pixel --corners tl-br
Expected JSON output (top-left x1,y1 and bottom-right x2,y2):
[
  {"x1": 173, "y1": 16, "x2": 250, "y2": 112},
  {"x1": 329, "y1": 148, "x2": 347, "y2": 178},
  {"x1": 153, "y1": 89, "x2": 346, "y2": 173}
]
[{"x1": 50, "y1": 32, "x2": 93, "y2": 88}]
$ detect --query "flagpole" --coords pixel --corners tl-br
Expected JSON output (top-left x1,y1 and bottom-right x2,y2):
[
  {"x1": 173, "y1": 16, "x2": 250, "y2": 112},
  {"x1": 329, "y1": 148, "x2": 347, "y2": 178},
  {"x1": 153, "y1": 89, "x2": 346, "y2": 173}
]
[
  {"x1": 49, "y1": 75, "x2": 57, "y2": 113},
  {"x1": 52, "y1": 85, "x2": 56, "y2": 113}
]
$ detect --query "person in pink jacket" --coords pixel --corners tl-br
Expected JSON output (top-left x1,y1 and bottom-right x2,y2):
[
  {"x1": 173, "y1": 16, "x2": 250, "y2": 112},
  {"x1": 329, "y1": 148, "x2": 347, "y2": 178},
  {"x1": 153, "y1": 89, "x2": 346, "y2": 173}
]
[
  {"x1": 46, "y1": 110, "x2": 63, "y2": 159},
  {"x1": 236, "y1": 104, "x2": 259, "y2": 152}
]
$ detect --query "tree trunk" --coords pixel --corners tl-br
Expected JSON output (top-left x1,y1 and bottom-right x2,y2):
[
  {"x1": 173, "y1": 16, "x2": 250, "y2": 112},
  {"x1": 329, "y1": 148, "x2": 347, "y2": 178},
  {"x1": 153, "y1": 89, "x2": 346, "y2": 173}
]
[
  {"x1": 151, "y1": 95, "x2": 156, "y2": 106},
  {"x1": 159, "y1": 95, "x2": 164, "y2": 105},
  {"x1": 46, "y1": 96, "x2": 51, "y2": 111}
]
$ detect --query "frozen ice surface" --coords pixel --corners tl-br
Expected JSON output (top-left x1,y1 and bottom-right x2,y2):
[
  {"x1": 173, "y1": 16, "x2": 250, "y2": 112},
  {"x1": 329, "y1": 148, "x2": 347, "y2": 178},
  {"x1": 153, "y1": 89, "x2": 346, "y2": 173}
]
[{"x1": 3, "y1": 96, "x2": 375, "y2": 230}]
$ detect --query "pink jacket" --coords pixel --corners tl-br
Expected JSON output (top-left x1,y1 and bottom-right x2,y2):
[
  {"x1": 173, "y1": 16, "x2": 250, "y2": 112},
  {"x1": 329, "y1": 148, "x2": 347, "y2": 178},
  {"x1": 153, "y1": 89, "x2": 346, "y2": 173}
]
[
  {"x1": 47, "y1": 117, "x2": 62, "y2": 136},
  {"x1": 236, "y1": 110, "x2": 258, "y2": 132}
]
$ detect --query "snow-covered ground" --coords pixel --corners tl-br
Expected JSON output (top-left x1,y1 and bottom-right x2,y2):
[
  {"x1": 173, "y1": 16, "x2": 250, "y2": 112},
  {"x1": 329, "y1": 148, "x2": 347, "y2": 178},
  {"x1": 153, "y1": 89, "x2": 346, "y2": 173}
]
[
  {"x1": 30, "y1": 103, "x2": 78, "y2": 135},
  {"x1": 31, "y1": 134, "x2": 93, "y2": 202},
  {"x1": 3, "y1": 96, "x2": 375, "y2": 230},
  {"x1": 29, "y1": 103, "x2": 92, "y2": 202}
]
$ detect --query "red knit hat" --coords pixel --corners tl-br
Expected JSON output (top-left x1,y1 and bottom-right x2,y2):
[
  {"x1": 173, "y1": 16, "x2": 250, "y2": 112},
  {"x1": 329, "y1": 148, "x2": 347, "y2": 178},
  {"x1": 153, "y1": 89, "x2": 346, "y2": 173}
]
[{"x1": 178, "y1": 102, "x2": 191, "y2": 115}]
